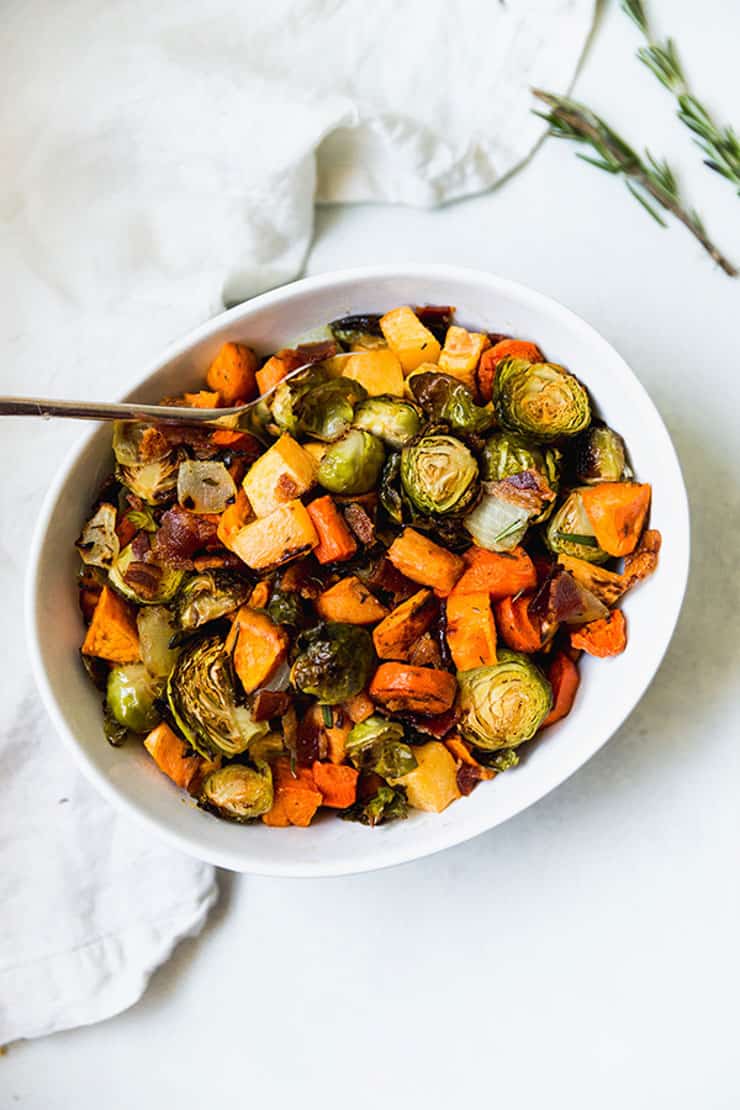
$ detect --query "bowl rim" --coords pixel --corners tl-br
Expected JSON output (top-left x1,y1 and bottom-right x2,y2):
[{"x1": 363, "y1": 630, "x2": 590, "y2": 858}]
[{"x1": 25, "y1": 264, "x2": 690, "y2": 876}]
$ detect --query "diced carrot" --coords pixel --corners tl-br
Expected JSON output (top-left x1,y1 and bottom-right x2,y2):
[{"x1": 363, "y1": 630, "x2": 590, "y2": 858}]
[
  {"x1": 312, "y1": 762, "x2": 359, "y2": 808},
  {"x1": 81, "y1": 586, "x2": 140, "y2": 664},
  {"x1": 387, "y1": 528, "x2": 464, "y2": 594},
  {"x1": 580, "y1": 482, "x2": 651, "y2": 557},
  {"x1": 541, "y1": 653, "x2": 580, "y2": 727},
  {"x1": 494, "y1": 594, "x2": 543, "y2": 653},
  {"x1": 369, "y1": 663, "x2": 457, "y2": 715},
  {"x1": 206, "y1": 342, "x2": 258, "y2": 404},
  {"x1": 306, "y1": 495, "x2": 358, "y2": 564},
  {"x1": 211, "y1": 429, "x2": 256, "y2": 450},
  {"x1": 570, "y1": 610, "x2": 627, "y2": 657},
  {"x1": 144, "y1": 722, "x2": 203, "y2": 792},
  {"x1": 262, "y1": 758, "x2": 323, "y2": 827},
  {"x1": 445, "y1": 589, "x2": 497, "y2": 670},
  {"x1": 477, "y1": 339, "x2": 542, "y2": 403},
  {"x1": 453, "y1": 546, "x2": 537, "y2": 601},
  {"x1": 372, "y1": 589, "x2": 438, "y2": 660},
  {"x1": 225, "y1": 605, "x2": 289, "y2": 693}
]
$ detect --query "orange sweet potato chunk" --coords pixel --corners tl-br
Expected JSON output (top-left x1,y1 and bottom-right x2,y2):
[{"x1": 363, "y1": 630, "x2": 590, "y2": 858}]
[{"x1": 81, "y1": 586, "x2": 140, "y2": 664}]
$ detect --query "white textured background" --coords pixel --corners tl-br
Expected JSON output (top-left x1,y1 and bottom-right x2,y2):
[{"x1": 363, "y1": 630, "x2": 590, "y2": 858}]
[{"x1": 3, "y1": 1, "x2": 740, "y2": 1107}]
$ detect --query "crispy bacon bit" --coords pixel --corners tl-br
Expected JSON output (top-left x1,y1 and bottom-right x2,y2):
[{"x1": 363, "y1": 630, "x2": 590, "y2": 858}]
[
  {"x1": 296, "y1": 710, "x2": 321, "y2": 767},
  {"x1": 414, "y1": 304, "x2": 455, "y2": 342},
  {"x1": 192, "y1": 552, "x2": 243, "y2": 571},
  {"x1": 122, "y1": 561, "x2": 163, "y2": 601},
  {"x1": 411, "y1": 707, "x2": 460, "y2": 739},
  {"x1": 151, "y1": 505, "x2": 220, "y2": 569},
  {"x1": 483, "y1": 469, "x2": 556, "y2": 515},
  {"x1": 342, "y1": 502, "x2": 375, "y2": 546},
  {"x1": 365, "y1": 557, "x2": 418, "y2": 605},
  {"x1": 130, "y1": 531, "x2": 151, "y2": 560},
  {"x1": 252, "y1": 690, "x2": 292, "y2": 722},
  {"x1": 457, "y1": 763, "x2": 484, "y2": 796},
  {"x1": 139, "y1": 427, "x2": 171, "y2": 463}
]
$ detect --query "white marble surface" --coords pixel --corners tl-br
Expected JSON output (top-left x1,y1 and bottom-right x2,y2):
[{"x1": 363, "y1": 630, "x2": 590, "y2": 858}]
[{"x1": 4, "y1": 2, "x2": 740, "y2": 1107}]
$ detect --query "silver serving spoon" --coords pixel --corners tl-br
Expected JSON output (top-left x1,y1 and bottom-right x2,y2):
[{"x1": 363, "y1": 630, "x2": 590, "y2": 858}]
[{"x1": 0, "y1": 352, "x2": 366, "y2": 431}]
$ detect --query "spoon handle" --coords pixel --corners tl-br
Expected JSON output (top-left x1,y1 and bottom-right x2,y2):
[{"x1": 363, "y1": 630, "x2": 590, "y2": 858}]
[{"x1": 0, "y1": 397, "x2": 226, "y2": 425}]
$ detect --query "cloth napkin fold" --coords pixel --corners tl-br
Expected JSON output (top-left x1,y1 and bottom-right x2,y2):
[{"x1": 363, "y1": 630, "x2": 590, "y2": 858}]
[{"x1": 0, "y1": 0, "x2": 594, "y2": 1043}]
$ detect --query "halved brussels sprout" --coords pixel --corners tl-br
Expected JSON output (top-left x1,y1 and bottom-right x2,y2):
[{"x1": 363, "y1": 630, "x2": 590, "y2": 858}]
[
  {"x1": 329, "y1": 313, "x2": 384, "y2": 350},
  {"x1": 340, "y1": 783, "x2": 408, "y2": 826},
  {"x1": 137, "y1": 606, "x2": 181, "y2": 677},
  {"x1": 117, "y1": 450, "x2": 184, "y2": 505},
  {"x1": 544, "y1": 489, "x2": 609, "y2": 564},
  {"x1": 481, "y1": 431, "x2": 561, "y2": 521},
  {"x1": 271, "y1": 366, "x2": 328, "y2": 434},
  {"x1": 457, "y1": 650, "x2": 552, "y2": 751},
  {"x1": 298, "y1": 378, "x2": 368, "y2": 442},
  {"x1": 291, "y1": 622, "x2": 375, "y2": 703},
  {"x1": 112, "y1": 421, "x2": 167, "y2": 466},
  {"x1": 106, "y1": 664, "x2": 162, "y2": 733},
  {"x1": 167, "y1": 634, "x2": 269, "y2": 759},
  {"x1": 317, "y1": 430, "x2": 385, "y2": 495},
  {"x1": 345, "y1": 715, "x2": 418, "y2": 778},
  {"x1": 494, "y1": 358, "x2": 591, "y2": 441},
  {"x1": 75, "y1": 503, "x2": 120, "y2": 569},
  {"x1": 353, "y1": 396, "x2": 421, "y2": 449},
  {"x1": 177, "y1": 460, "x2": 237, "y2": 514},
  {"x1": 409, "y1": 372, "x2": 494, "y2": 435},
  {"x1": 248, "y1": 731, "x2": 287, "y2": 763},
  {"x1": 200, "y1": 762, "x2": 273, "y2": 822},
  {"x1": 401, "y1": 433, "x2": 478, "y2": 515},
  {"x1": 266, "y1": 589, "x2": 306, "y2": 629},
  {"x1": 574, "y1": 421, "x2": 631, "y2": 484},
  {"x1": 173, "y1": 570, "x2": 251, "y2": 631},
  {"x1": 109, "y1": 543, "x2": 185, "y2": 605}
]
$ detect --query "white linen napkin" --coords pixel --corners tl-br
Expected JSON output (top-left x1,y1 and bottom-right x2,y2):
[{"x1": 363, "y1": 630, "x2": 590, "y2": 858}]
[{"x1": 0, "y1": 0, "x2": 595, "y2": 1043}]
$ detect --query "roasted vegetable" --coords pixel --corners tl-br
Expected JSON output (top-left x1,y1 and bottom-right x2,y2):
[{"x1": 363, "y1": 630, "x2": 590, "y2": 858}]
[
  {"x1": 575, "y1": 421, "x2": 631, "y2": 485},
  {"x1": 177, "y1": 460, "x2": 237, "y2": 515},
  {"x1": 541, "y1": 653, "x2": 580, "y2": 727},
  {"x1": 200, "y1": 762, "x2": 273, "y2": 822},
  {"x1": 174, "y1": 569, "x2": 250, "y2": 630},
  {"x1": 242, "y1": 434, "x2": 317, "y2": 518},
  {"x1": 137, "y1": 606, "x2": 180, "y2": 677},
  {"x1": 352, "y1": 396, "x2": 421, "y2": 448},
  {"x1": 534, "y1": 567, "x2": 609, "y2": 626},
  {"x1": 167, "y1": 634, "x2": 269, "y2": 759},
  {"x1": 316, "y1": 577, "x2": 388, "y2": 625},
  {"x1": 226, "y1": 606, "x2": 289, "y2": 694},
  {"x1": 571, "y1": 610, "x2": 627, "y2": 657},
  {"x1": 457, "y1": 650, "x2": 552, "y2": 751},
  {"x1": 266, "y1": 589, "x2": 306, "y2": 629},
  {"x1": 75, "y1": 503, "x2": 120, "y2": 569},
  {"x1": 409, "y1": 372, "x2": 493, "y2": 435},
  {"x1": 401, "y1": 433, "x2": 478, "y2": 516},
  {"x1": 453, "y1": 546, "x2": 536, "y2": 601},
  {"x1": 477, "y1": 339, "x2": 542, "y2": 404},
  {"x1": 369, "y1": 663, "x2": 457, "y2": 716},
  {"x1": 372, "y1": 589, "x2": 438, "y2": 661},
  {"x1": 344, "y1": 714, "x2": 417, "y2": 779},
  {"x1": 379, "y1": 306, "x2": 441, "y2": 372},
  {"x1": 262, "y1": 758, "x2": 323, "y2": 827},
  {"x1": 306, "y1": 495, "x2": 358, "y2": 564},
  {"x1": 481, "y1": 431, "x2": 561, "y2": 520},
  {"x1": 291, "y1": 623, "x2": 375, "y2": 704},
  {"x1": 81, "y1": 586, "x2": 140, "y2": 664},
  {"x1": 387, "y1": 528, "x2": 464, "y2": 594},
  {"x1": 387, "y1": 741, "x2": 461, "y2": 813},
  {"x1": 228, "y1": 499, "x2": 318, "y2": 571},
  {"x1": 144, "y1": 722, "x2": 207, "y2": 791},
  {"x1": 464, "y1": 492, "x2": 530, "y2": 552},
  {"x1": 342, "y1": 349, "x2": 404, "y2": 397},
  {"x1": 340, "y1": 781, "x2": 408, "y2": 826},
  {"x1": 329, "y1": 313, "x2": 384, "y2": 349},
  {"x1": 445, "y1": 589, "x2": 497, "y2": 671},
  {"x1": 580, "y1": 482, "x2": 651, "y2": 557},
  {"x1": 317, "y1": 430, "x2": 385, "y2": 496},
  {"x1": 106, "y1": 663, "x2": 162, "y2": 733},
  {"x1": 494, "y1": 595, "x2": 543, "y2": 653},
  {"x1": 270, "y1": 366, "x2": 328, "y2": 435},
  {"x1": 545, "y1": 489, "x2": 609, "y2": 564},
  {"x1": 109, "y1": 543, "x2": 185, "y2": 605},
  {"x1": 298, "y1": 377, "x2": 368, "y2": 441},
  {"x1": 437, "y1": 326, "x2": 490, "y2": 393},
  {"x1": 557, "y1": 554, "x2": 625, "y2": 606},
  {"x1": 494, "y1": 358, "x2": 591, "y2": 441},
  {"x1": 311, "y1": 762, "x2": 359, "y2": 808},
  {"x1": 206, "y1": 342, "x2": 258, "y2": 404}
]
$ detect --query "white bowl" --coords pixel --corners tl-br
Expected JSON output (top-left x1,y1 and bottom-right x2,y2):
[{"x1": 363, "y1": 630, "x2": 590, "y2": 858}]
[{"x1": 26, "y1": 265, "x2": 689, "y2": 876}]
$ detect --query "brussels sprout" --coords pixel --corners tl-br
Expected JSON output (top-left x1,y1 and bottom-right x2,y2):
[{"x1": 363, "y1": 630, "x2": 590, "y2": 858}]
[
  {"x1": 177, "y1": 461, "x2": 237, "y2": 514},
  {"x1": 298, "y1": 378, "x2": 368, "y2": 442},
  {"x1": 544, "y1": 489, "x2": 609, "y2": 564},
  {"x1": 340, "y1": 783, "x2": 409, "y2": 826},
  {"x1": 112, "y1": 421, "x2": 167, "y2": 466},
  {"x1": 345, "y1": 715, "x2": 418, "y2": 778},
  {"x1": 248, "y1": 731, "x2": 287, "y2": 763},
  {"x1": 574, "y1": 421, "x2": 631, "y2": 485},
  {"x1": 106, "y1": 664, "x2": 162, "y2": 734},
  {"x1": 329, "y1": 313, "x2": 384, "y2": 350},
  {"x1": 271, "y1": 366, "x2": 328, "y2": 434},
  {"x1": 401, "y1": 433, "x2": 478, "y2": 515},
  {"x1": 76, "y1": 503, "x2": 120, "y2": 569},
  {"x1": 103, "y1": 703, "x2": 129, "y2": 747},
  {"x1": 378, "y1": 451, "x2": 404, "y2": 524},
  {"x1": 291, "y1": 622, "x2": 375, "y2": 703},
  {"x1": 317, "y1": 430, "x2": 385, "y2": 495},
  {"x1": 200, "y1": 762, "x2": 273, "y2": 822},
  {"x1": 173, "y1": 570, "x2": 251, "y2": 631},
  {"x1": 409, "y1": 372, "x2": 494, "y2": 435},
  {"x1": 494, "y1": 358, "x2": 591, "y2": 441},
  {"x1": 457, "y1": 650, "x2": 552, "y2": 751},
  {"x1": 109, "y1": 543, "x2": 185, "y2": 605},
  {"x1": 267, "y1": 589, "x2": 306, "y2": 629},
  {"x1": 137, "y1": 606, "x2": 181, "y2": 677},
  {"x1": 353, "y1": 396, "x2": 421, "y2": 449},
  {"x1": 167, "y1": 635, "x2": 269, "y2": 759},
  {"x1": 117, "y1": 450, "x2": 184, "y2": 505},
  {"x1": 482, "y1": 431, "x2": 561, "y2": 521},
  {"x1": 476, "y1": 747, "x2": 521, "y2": 772}
]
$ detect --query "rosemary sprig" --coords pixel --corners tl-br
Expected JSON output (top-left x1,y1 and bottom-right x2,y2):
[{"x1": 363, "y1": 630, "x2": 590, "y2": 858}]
[
  {"x1": 622, "y1": 0, "x2": 740, "y2": 194},
  {"x1": 532, "y1": 89, "x2": 736, "y2": 277}
]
